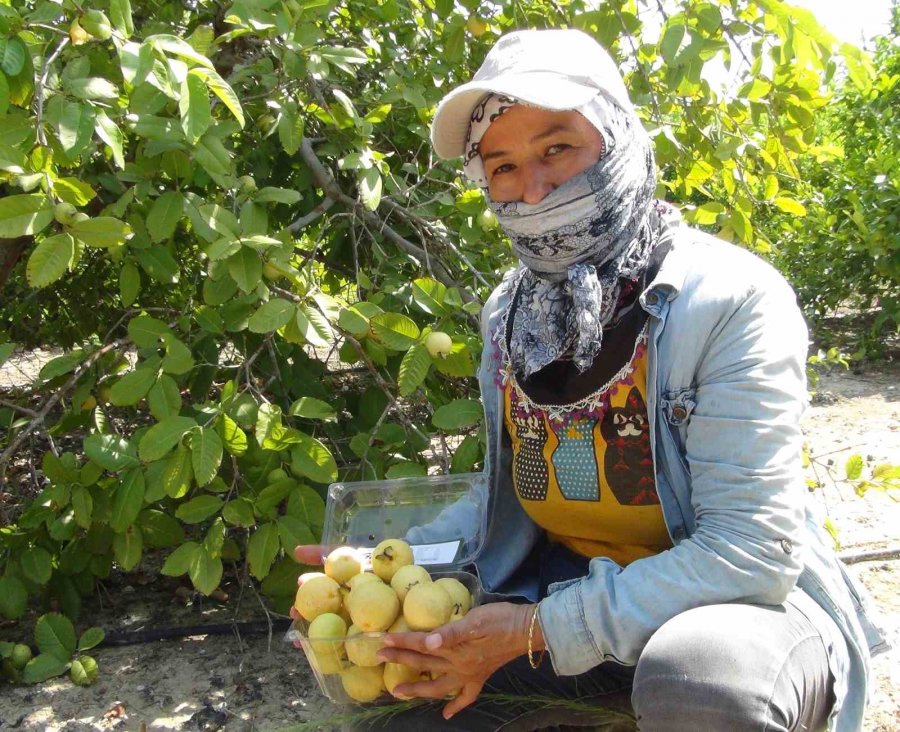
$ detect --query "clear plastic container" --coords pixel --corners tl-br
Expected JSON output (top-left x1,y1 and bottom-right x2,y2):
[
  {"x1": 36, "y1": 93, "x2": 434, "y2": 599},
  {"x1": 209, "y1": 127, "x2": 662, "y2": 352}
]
[
  {"x1": 288, "y1": 569, "x2": 482, "y2": 704},
  {"x1": 286, "y1": 472, "x2": 489, "y2": 705}
]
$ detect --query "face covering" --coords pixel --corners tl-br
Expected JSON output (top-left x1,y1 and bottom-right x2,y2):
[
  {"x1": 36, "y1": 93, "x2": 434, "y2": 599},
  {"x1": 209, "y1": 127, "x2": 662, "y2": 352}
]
[{"x1": 464, "y1": 92, "x2": 673, "y2": 378}]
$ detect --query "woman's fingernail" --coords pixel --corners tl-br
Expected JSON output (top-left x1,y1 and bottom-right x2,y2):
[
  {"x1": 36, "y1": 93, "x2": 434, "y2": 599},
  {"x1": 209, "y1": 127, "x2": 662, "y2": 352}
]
[{"x1": 425, "y1": 633, "x2": 442, "y2": 650}]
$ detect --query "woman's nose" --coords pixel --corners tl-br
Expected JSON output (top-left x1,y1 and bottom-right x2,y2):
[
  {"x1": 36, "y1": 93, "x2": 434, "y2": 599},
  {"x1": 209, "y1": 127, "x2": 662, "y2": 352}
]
[{"x1": 521, "y1": 165, "x2": 555, "y2": 204}]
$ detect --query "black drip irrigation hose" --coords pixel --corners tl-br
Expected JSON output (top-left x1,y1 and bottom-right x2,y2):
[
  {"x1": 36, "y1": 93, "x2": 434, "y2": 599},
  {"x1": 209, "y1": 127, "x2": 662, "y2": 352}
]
[{"x1": 97, "y1": 618, "x2": 293, "y2": 648}]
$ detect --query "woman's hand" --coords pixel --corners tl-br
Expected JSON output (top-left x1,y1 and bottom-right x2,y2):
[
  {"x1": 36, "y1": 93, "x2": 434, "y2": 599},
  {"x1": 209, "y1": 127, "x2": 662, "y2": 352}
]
[{"x1": 376, "y1": 602, "x2": 539, "y2": 719}]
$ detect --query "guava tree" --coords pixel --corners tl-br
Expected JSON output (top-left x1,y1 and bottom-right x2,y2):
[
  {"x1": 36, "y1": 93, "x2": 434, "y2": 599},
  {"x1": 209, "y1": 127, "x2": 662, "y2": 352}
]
[{"x1": 0, "y1": 0, "x2": 875, "y2": 667}]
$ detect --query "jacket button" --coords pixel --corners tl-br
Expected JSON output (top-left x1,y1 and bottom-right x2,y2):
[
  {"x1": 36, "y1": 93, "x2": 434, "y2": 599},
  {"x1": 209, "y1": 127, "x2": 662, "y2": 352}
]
[
  {"x1": 645, "y1": 292, "x2": 658, "y2": 305},
  {"x1": 672, "y1": 406, "x2": 687, "y2": 421},
  {"x1": 781, "y1": 539, "x2": 793, "y2": 554}
]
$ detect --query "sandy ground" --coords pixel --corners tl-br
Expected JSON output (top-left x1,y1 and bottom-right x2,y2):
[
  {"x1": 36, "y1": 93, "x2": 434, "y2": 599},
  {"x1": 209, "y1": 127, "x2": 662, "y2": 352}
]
[{"x1": 0, "y1": 365, "x2": 897, "y2": 732}]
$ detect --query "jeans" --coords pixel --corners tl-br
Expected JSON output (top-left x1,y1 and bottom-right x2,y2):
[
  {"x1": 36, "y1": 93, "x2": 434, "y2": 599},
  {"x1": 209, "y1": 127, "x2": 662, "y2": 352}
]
[{"x1": 364, "y1": 542, "x2": 838, "y2": 731}]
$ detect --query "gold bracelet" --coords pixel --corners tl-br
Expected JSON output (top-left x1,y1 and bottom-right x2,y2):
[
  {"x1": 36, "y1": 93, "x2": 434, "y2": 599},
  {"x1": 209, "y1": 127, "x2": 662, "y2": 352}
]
[{"x1": 527, "y1": 604, "x2": 546, "y2": 669}]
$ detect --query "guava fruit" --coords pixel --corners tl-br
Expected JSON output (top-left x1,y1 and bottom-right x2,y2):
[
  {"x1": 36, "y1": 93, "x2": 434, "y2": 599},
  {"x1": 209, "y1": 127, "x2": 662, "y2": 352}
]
[
  {"x1": 347, "y1": 581, "x2": 400, "y2": 632},
  {"x1": 370, "y1": 538, "x2": 414, "y2": 582},
  {"x1": 324, "y1": 546, "x2": 364, "y2": 585},
  {"x1": 403, "y1": 583, "x2": 453, "y2": 631},
  {"x1": 424, "y1": 332, "x2": 453, "y2": 359},
  {"x1": 341, "y1": 664, "x2": 385, "y2": 702},
  {"x1": 434, "y1": 577, "x2": 472, "y2": 617},
  {"x1": 345, "y1": 624, "x2": 384, "y2": 667},
  {"x1": 307, "y1": 612, "x2": 347, "y2": 675},
  {"x1": 294, "y1": 574, "x2": 342, "y2": 621},
  {"x1": 383, "y1": 662, "x2": 427, "y2": 698},
  {"x1": 390, "y1": 564, "x2": 432, "y2": 604}
]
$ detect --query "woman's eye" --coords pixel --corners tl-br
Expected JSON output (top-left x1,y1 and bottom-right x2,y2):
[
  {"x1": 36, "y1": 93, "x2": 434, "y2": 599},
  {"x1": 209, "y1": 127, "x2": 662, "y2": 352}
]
[
  {"x1": 546, "y1": 143, "x2": 571, "y2": 156},
  {"x1": 492, "y1": 163, "x2": 515, "y2": 176}
]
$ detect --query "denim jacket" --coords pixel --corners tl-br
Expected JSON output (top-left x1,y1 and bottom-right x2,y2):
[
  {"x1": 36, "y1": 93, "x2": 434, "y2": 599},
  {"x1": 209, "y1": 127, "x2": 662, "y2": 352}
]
[{"x1": 466, "y1": 229, "x2": 887, "y2": 732}]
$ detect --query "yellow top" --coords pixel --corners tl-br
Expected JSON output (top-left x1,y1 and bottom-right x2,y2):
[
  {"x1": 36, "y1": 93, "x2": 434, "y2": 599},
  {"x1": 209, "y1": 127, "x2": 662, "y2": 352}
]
[{"x1": 502, "y1": 349, "x2": 672, "y2": 566}]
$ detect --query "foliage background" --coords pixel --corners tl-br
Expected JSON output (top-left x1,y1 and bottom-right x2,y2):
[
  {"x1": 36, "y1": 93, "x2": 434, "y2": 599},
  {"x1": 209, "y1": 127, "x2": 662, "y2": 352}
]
[{"x1": 0, "y1": 0, "x2": 897, "y2": 684}]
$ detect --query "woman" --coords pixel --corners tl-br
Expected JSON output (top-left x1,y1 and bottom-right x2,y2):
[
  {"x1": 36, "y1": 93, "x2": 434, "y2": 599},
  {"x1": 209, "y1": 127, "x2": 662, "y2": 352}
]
[{"x1": 297, "y1": 29, "x2": 886, "y2": 731}]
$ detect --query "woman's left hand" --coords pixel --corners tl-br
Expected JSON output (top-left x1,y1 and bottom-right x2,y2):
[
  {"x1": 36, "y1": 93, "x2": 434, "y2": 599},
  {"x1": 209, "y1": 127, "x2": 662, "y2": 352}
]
[{"x1": 377, "y1": 602, "x2": 537, "y2": 719}]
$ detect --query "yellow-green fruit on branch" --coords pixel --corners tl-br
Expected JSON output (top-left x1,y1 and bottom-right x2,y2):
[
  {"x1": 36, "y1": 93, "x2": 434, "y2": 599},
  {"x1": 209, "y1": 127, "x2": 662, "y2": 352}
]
[
  {"x1": 10, "y1": 644, "x2": 32, "y2": 670},
  {"x1": 53, "y1": 202, "x2": 78, "y2": 226},
  {"x1": 341, "y1": 664, "x2": 385, "y2": 702},
  {"x1": 80, "y1": 10, "x2": 112, "y2": 40},
  {"x1": 424, "y1": 332, "x2": 453, "y2": 359},
  {"x1": 370, "y1": 538, "x2": 414, "y2": 582},
  {"x1": 294, "y1": 574, "x2": 342, "y2": 621}
]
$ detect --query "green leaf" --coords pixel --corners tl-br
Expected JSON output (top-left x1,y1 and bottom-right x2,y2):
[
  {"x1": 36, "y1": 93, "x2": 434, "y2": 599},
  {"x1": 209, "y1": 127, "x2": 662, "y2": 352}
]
[
  {"x1": 147, "y1": 34, "x2": 214, "y2": 68},
  {"x1": 147, "y1": 192, "x2": 185, "y2": 243},
  {"x1": 175, "y1": 495, "x2": 224, "y2": 524},
  {"x1": 147, "y1": 374, "x2": 182, "y2": 419},
  {"x1": 451, "y1": 433, "x2": 482, "y2": 473},
  {"x1": 204, "y1": 517, "x2": 226, "y2": 558},
  {"x1": 140, "y1": 508, "x2": 186, "y2": 548},
  {"x1": 128, "y1": 315, "x2": 170, "y2": 348},
  {"x1": 180, "y1": 71, "x2": 211, "y2": 143},
  {"x1": 137, "y1": 246, "x2": 180, "y2": 285},
  {"x1": 190, "y1": 427, "x2": 223, "y2": 486},
  {"x1": 110, "y1": 468, "x2": 145, "y2": 532},
  {"x1": 22, "y1": 653, "x2": 69, "y2": 683},
  {"x1": 386, "y1": 461, "x2": 427, "y2": 478},
  {"x1": 398, "y1": 342, "x2": 431, "y2": 397},
  {"x1": 83, "y1": 434, "x2": 138, "y2": 472},
  {"x1": 254, "y1": 187, "x2": 302, "y2": 205},
  {"x1": 69, "y1": 217, "x2": 132, "y2": 248},
  {"x1": 228, "y1": 247, "x2": 262, "y2": 293},
  {"x1": 692, "y1": 202, "x2": 725, "y2": 226},
  {"x1": 191, "y1": 67, "x2": 244, "y2": 127},
  {"x1": 161, "y1": 334, "x2": 194, "y2": 375},
  {"x1": 95, "y1": 111, "x2": 125, "y2": 168},
  {"x1": 20, "y1": 546, "x2": 53, "y2": 585},
  {"x1": 217, "y1": 413, "x2": 248, "y2": 456},
  {"x1": 660, "y1": 22, "x2": 685, "y2": 64},
  {"x1": 290, "y1": 433, "x2": 338, "y2": 484},
  {"x1": 71, "y1": 485, "x2": 93, "y2": 529},
  {"x1": 189, "y1": 547, "x2": 223, "y2": 595},
  {"x1": 0, "y1": 37, "x2": 26, "y2": 76},
  {"x1": 358, "y1": 167, "x2": 382, "y2": 211},
  {"x1": 54, "y1": 178, "x2": 96, "y2": 207},
  {"x1": 109, "y1": 367, "x2": 157, "y2": 406},
  {"x1": 285, "y1": 485, "x2": 325, "y2": 534},
  {"x1": 34, "y1": 612, "x2": 76, "y2": 662},
  {"x1": 411, "y1": 278, "x2": 449, "y2": 315},
  {"x1": 161, "y1": 541, "x2": 200, "y2": 577},
  {"x1": 370, "y1": 313, "x2": 420, "y2": 350},
  {"x1": 113, "y1": 525, "x2": 143, "y2": 571},
  {"x1": 278, "y1": 101, "x2": 304, "y2": 155},
  {"x1": 773, "y1": 197, "x2": 807, "y2": 216},
  {"x1": 248, "y1": 298, "x2": 296, "y2": 333},
  {"x1": 0, "y1": 194, "x2": 53, "y2": 237},
  {"x1": 109, "y1": 0, "x2": 134, "y2": 37},
  {"x1": 67, "y1": 77, "x2": 119, "y2": 100},
  {"x1": 162, "y1": 444, "x2": 193, "y2": 498},
  {"x1": 0, "y1": 576, "x2": 27, "y2": 619},
  {"x1": 247, "y1": 522, "x2": 280, "y2": 580},
  {"x1": 288, "y1": 397, "x2": 336, "y2": 421},
  {"x1": 223, "y1": 497, "x2": 255, "y2": 527},
  {"x1": 295, "y1": 305, "x2": 333, "y2": 347},
  {"x1": 845, "y1": 454, "x2": 864, "y2": 481},
  {"x1": 39, "y1": 350, "x2": 87, "y2": 381},
  {"x1": 432, "y1": 399, "x2": 483, "y2": 431},
  {"x1": 277, "y1": 515, "x2": 315, "y2": 555},
  {"x1": 26, "y1": 234, "x2": 75, "y2": 289},
  {"x1": 77, "y1": 627, "x2": 106, "y2": 652},
  {"x1": 138, "y1": 416, "x2": 197, "y2": 462},
  {"x1": 337, "y1": 306, "x2": 370, "y2": 337}
]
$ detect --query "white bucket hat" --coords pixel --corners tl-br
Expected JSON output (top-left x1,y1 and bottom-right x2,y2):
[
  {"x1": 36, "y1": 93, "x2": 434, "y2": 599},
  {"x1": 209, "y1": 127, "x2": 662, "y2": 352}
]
[{"x1": 430, "y1": 29, "x2": 635, "y2": 160}]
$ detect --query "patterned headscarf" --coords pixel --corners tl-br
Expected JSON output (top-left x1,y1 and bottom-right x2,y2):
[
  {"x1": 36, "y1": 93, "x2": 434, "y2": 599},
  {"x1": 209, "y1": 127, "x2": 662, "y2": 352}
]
[{"x1": 464, "y1": 92, "x2": 670, "y2": 378}]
